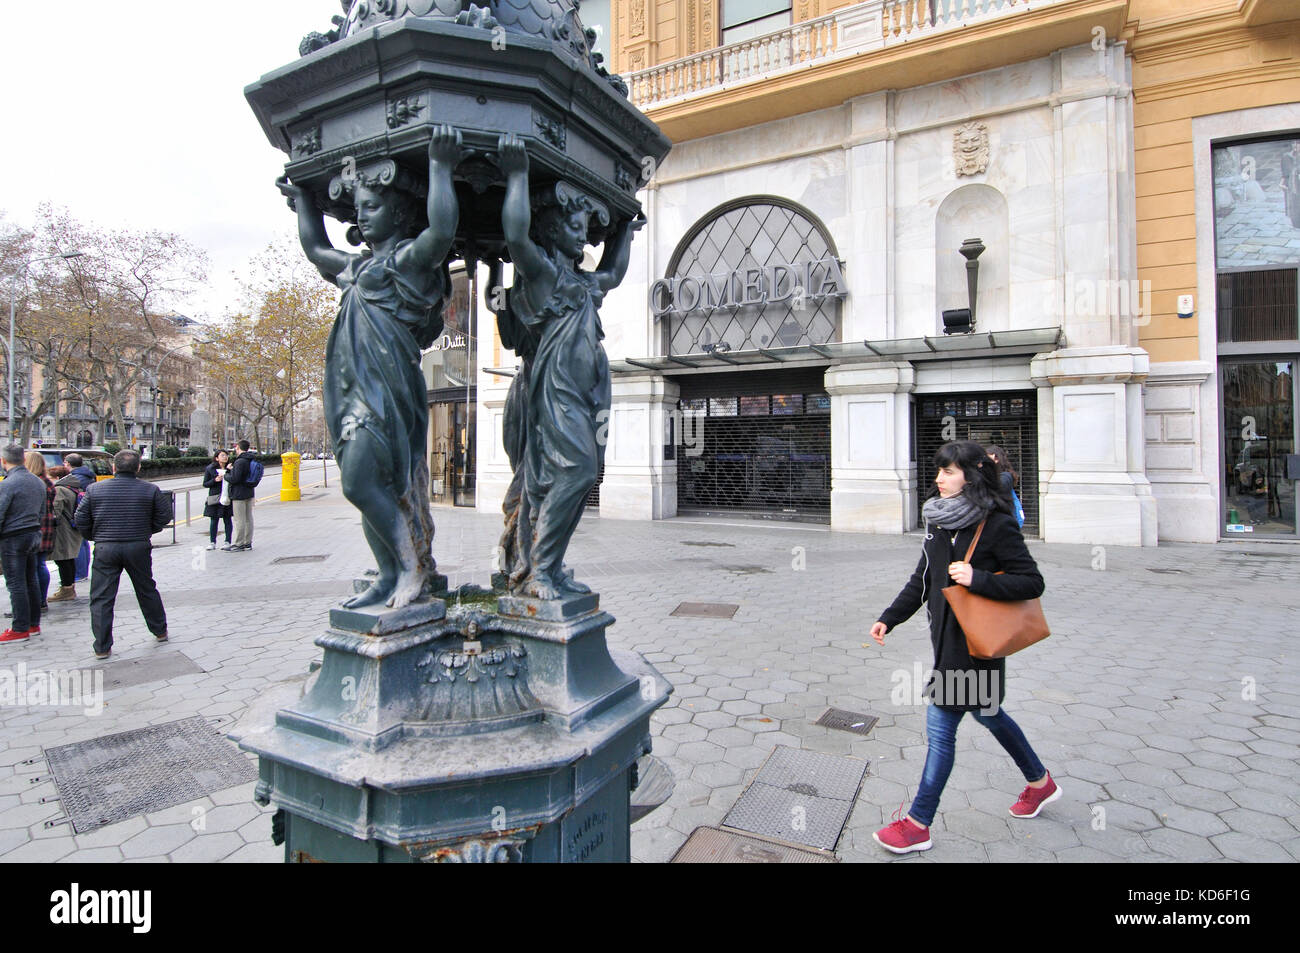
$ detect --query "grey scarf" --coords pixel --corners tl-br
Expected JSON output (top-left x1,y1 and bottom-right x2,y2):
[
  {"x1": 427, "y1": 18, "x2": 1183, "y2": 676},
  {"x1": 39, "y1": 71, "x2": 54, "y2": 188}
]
[{"x1": 921, "y1": 492, "x2": 987, "y2": 530}]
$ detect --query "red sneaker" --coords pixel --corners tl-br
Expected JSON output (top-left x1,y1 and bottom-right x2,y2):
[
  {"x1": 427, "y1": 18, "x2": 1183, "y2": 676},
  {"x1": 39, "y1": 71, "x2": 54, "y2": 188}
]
[
  {"x1": 27, "y1": 625, "x2": 40, "y2": 636},
  {"x1": 1010, "y1": 772, "x2": 1062, "y2": 818},
  {"x1": 873, "y1": 807, "x2": 932, "y2": 854},
  {"x1": 0, "y1": 629, "x2": 31, "y2": 644}
]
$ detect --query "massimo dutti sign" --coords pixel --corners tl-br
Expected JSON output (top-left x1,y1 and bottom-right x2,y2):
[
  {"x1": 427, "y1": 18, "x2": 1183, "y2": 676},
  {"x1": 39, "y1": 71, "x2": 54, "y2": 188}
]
[{"x1": 650, "y1": 258, "x2": 848, "y2": 318}]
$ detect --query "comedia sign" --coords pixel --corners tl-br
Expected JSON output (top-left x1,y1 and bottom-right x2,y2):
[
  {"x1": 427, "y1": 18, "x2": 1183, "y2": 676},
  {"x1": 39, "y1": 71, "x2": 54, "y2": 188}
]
[{"x1": 650, "y1": 258, "x2": 848, "y2": 318}]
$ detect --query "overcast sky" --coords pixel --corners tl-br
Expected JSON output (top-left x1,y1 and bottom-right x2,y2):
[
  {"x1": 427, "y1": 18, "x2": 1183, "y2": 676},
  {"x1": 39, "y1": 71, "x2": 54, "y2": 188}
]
[{"x1": 0, "y1": 1, "x2": 344, "y2": 323}]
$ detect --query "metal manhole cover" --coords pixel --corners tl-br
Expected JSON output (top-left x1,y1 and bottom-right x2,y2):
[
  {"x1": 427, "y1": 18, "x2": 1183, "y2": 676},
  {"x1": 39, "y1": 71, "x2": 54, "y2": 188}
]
[
  {"x1": 721, "y1": 566, "x2": 773, "y2": 575},
  {"x1": 815, "y1": 707, "x2": 879, "y2": 736},
  {"x1": 1147, "y1": 568, "x2": 1184, "y2": 574},
  {"x1": 100, "y1": 653, "x2": 204, "y2": 692},
  {"x1": 671, "y1": 827, "x2": 835, "y2": 863},
  {"x1": 682, "y1": 541, "x2": 735, "y2": 548},
  {"x1": 722, "y1": 745, "x2": 867, "y2": 851},
  {"x1": 43, "y1": 716, "x2": 258, "y2": 834},
  {"x1": 272, "y1": 555, "x2": 330, "y2": 564},
  {"x1": 671, "y1": 602, "x2": 739, "y2": 619}
]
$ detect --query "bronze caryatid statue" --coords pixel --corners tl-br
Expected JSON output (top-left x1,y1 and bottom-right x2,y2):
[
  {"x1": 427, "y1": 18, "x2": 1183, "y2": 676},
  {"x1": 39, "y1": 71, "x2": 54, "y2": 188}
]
[
  {"x1": 497, "y1": 134, "x2": 643, "y2": 600},
  {"x1": 278, "y1": 125, "x2": 466, "y2": 610}
]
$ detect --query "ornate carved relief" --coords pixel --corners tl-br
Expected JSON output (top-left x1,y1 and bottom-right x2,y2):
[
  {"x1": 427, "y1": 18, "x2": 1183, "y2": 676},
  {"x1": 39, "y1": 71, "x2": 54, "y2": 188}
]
[
  {"x1": 630, "y1": 0, "x2": 646, "y2": 37},
  {"x1": 386, "y1": 96, "x2": 426, "y2": 128},
  {"x1": 417, "y1": 838, "x2": 527, "y2": 863},
  {"x1": 534, "y1": 114, "x2": 568, "y2": 149},
  {"x1": 293, "y1": 126, "x2": 322, "y2": 156},
  {"x1": 953, "y1": 121, "x2": 990, "y2": 177}
]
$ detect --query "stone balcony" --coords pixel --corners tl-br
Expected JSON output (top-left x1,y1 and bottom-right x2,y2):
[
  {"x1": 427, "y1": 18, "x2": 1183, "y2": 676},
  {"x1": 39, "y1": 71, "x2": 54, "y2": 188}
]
[{"x1": 626, "y1": 0, "x2": 1121, "y2": 139}]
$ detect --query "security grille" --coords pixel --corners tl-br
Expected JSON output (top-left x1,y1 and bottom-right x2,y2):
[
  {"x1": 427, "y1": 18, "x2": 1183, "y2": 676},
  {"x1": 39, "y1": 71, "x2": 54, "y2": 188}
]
[
  {"x1": 676, "y1": 368, "x2": 831, "y2": 521},
  {"x1": 665, "y1": 198, "x2": 842, "y2": 355},
  {"x1": 914, "y1": 390, "x2": 1039, "y2": 535}
]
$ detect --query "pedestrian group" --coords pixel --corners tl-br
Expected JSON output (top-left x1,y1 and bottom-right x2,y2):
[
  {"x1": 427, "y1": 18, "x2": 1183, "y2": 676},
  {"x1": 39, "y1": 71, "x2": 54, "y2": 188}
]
[{"x1": 0, "y1": 442, "x2": 263, "y2": 658}]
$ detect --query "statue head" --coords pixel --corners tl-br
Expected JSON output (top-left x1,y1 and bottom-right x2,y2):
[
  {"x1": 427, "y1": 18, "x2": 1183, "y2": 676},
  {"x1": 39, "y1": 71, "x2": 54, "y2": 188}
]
[
  {"x1": 530, "y1": 181, "x2": 610, "y2": 264},
  {"x1": 329, "y1": 159, "x2": 427, "y2": 246},
  {"x1": 354, "y1": 182, "x2": 422, "y2": 245}
]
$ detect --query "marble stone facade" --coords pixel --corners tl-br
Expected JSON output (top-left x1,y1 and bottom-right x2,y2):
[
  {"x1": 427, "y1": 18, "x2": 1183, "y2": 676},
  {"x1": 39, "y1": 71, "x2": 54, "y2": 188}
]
[{"x1": 476, "y1": 42, "x2": 1171, "y2": 546}]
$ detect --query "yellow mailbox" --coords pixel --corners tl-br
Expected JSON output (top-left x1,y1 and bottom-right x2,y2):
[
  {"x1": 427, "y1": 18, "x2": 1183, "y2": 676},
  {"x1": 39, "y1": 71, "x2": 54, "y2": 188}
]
[{"x1": 281, "y1": 451, "x2": 302, "y2": 502}]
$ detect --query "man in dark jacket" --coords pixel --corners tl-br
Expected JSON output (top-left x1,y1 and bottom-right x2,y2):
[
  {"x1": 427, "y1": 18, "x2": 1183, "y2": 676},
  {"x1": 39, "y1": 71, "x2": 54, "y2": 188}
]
[
  {"x1": 225, "y1": 439, "x2": 257, "y2": 552},
  {"x1": 64, "y1": 452, "x2": 95, "y2": 583},
  {"x1": 64, "y1": 452, "x2": 97, "y2": 491},
  {"x1": 0, "y1": 445, "x2": 48, "y2": 643},
  {"x1": 74, "y1": 449, "x2": 173, "y2": 659}
]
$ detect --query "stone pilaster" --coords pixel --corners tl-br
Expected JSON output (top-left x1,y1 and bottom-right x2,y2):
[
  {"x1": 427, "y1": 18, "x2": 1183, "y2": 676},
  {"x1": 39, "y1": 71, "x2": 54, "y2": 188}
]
[{"x1": 826, "y1": 362, "x2": 916, "y2": 533}]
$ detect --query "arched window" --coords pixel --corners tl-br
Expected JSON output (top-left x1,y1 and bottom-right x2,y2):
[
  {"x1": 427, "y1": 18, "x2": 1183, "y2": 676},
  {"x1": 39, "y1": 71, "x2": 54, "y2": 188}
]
[{"x1": 661, "y1": 196, "x2": 843, "y2": 356}]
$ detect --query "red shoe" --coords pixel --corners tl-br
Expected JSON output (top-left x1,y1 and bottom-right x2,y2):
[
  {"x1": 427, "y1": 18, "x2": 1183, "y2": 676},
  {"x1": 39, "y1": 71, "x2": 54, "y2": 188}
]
[
  {"x1": 27, "y1": 625, "x2": 40, "y2": 636},
  {"x1": 1010, "y1": 772, "x2": 1062, "y2": 818},
  {"x1": 0, "y1": 629, "x2": 31, "y2": 644},
  {"x1": 873, "y1": 806, "x2": 932, "y2": 854}
]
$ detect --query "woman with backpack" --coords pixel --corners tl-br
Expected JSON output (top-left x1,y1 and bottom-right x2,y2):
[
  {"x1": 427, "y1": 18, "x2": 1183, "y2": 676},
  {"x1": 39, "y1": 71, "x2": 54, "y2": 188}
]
[
  {"x1": 46, "y1": 465, "x2": 85, "y2": 602},
  {"x1": 986, "y1": 444, "x2": 1024, "y2": 528},
  {"x1": 203, "y1": 450, "x2": 234, "y2": 550},
  {"x1": 867, "y1": 440, "x2": 1058, "y2": 854}
]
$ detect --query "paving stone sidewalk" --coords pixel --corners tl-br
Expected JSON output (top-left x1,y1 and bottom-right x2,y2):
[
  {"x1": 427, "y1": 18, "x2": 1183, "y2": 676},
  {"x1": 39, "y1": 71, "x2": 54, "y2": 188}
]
[{"x1": 1, "y1": 480, "x2": 1296, "y2": 863}]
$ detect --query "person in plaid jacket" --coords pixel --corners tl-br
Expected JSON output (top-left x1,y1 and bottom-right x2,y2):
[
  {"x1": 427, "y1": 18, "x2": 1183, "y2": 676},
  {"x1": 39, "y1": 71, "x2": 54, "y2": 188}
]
[{"x1": 25, "y1": 452, "x2": 58, "y2": 610}]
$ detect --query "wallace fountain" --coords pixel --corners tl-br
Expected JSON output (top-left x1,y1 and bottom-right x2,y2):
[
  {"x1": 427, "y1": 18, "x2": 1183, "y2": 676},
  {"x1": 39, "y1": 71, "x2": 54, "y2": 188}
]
[{"x1": 229, "y1": 0, "x2": 674, "y2": 863}]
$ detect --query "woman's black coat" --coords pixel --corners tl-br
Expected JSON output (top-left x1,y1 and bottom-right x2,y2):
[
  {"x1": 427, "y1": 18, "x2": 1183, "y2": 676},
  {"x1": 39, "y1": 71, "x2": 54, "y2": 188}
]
[
  {"x1": 203, "y1": 462, "x2": 234, "y2": 519},
  {"x1": 877, "y1": 509, "x2": 1044, "y2": 712}
]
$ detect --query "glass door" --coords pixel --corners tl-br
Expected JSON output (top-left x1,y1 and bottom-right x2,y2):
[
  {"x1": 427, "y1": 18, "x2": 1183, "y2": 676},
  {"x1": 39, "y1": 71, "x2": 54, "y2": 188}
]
[
  {"x1": 1221, "y1": 360, "x2": 1296, "y2": 537},
  {"x1": 430, "y1": 402, "x2": 455, "y2": 505}
]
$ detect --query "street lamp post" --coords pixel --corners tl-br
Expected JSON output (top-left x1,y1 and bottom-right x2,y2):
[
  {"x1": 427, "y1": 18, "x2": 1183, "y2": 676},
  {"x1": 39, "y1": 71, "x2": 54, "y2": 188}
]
[{"x1": 7, "y1": 250, "x2": 85, "y2": 442}]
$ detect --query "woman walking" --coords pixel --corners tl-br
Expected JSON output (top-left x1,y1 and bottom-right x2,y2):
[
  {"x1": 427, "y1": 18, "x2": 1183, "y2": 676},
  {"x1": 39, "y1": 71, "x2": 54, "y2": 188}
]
[
  {"x1": 46, "y1": 465, "x2": 84, "y2": 602},
  {"x1": 869, "y1": 440, "x2": 1058, "y2": 853},
  {"x1": 203, "y1": 450, "x2": 234, "y2": 550}
]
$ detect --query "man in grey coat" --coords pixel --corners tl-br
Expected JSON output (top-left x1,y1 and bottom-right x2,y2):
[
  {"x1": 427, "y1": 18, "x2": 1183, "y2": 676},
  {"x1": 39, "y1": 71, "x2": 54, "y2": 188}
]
[{"x1": 0, "y1": 445, "x2": 49, "y2": 643}]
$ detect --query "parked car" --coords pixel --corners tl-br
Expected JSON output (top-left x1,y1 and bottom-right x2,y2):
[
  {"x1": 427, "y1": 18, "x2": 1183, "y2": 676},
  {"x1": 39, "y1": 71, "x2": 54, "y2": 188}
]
[{"x1": 0, "y1": 448, "x2": 113, "y2": 482}]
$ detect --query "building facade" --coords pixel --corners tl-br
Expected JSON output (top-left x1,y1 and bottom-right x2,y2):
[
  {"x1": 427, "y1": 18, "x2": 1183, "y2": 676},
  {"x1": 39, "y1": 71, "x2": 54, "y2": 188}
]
[{"x1": 473, "y1": 0, "x2": 1298, "y2": 546}]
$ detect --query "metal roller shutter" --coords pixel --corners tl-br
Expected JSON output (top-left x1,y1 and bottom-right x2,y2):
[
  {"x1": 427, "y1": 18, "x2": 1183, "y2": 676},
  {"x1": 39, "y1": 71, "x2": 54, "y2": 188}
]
[
  {"x1": 675, "y1": 367, "x2": 831, "y2": 522},
  {"x1": 913, "y1": 390, "x2": 1040, "y2": 536}
]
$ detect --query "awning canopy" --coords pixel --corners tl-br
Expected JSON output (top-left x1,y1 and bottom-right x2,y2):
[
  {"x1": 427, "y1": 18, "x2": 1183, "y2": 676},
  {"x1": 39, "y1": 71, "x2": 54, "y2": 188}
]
[{"x1": 610, "y1": 327, "x2": 1065, "y2": 374}]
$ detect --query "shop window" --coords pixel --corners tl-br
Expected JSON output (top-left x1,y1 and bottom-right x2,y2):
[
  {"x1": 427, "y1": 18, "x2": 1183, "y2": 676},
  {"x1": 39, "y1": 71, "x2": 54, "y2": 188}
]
[{"x1": 1213, "y1": 135, "x2": 1300, "y2": 343}]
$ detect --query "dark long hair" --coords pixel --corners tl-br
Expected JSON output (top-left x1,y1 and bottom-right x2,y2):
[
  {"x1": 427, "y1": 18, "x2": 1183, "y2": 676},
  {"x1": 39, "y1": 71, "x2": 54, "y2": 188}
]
[
  {"x1": 985, "y1": 444, "x2": 1018, "y2": 487},
  {"x1": 928, "y1": 440, "x2": 1013, "y2": 516}
]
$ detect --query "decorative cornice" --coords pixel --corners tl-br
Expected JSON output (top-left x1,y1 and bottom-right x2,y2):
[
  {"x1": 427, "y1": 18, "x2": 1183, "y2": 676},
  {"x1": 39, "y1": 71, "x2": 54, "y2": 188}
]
[{"x1": 1132, "y1": 61, "x2": 1300, "y2": 105}]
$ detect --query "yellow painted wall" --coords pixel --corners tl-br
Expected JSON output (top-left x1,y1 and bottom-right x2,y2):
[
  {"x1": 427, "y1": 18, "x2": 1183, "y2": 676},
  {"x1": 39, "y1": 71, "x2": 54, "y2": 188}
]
[{"x1": 1128, "y1": 1, "x2": 1300, "y2": 363}]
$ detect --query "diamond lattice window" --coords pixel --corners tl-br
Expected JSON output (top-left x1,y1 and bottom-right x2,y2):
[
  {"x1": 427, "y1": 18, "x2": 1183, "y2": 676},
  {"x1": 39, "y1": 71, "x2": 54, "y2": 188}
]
[{"x1": 665, "y1": 199, "x2": 842, "y2": 356}]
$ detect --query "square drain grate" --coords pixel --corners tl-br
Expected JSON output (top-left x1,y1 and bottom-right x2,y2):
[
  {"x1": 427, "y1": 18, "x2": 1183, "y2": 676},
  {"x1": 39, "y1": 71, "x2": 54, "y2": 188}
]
[
  {"x1": 672, "y1": 827, "x2": 836, "y2": 863},
  {"x1": 100, "y1": 653, "x2": 204, "y2": 692},
  {"x1": 722, "y1": 745, "x2": 867, "y2": 852},
  {"x1": 272, "y1": 555, "x2": 330, "y2": 565},
  {"x1": 671, "y1": 602, "x2": 739, "y2": 619},
  {"x1": 815, "y1": 707, "x2": 879, "y2": 736},
  {"x1": 43, "y1": 716, "x2": 258, "y2": 834}
]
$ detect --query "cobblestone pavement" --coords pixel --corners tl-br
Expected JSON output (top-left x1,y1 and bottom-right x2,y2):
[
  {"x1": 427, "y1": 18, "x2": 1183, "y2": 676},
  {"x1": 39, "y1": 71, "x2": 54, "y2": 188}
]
[{"x1": 1, "y1": 479, "x2": 1297, "y2": 863}]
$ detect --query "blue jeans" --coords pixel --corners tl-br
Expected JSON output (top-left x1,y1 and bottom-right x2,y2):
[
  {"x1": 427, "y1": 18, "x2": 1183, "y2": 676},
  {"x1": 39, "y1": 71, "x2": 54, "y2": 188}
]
[
  {"x1": 909, "y1": 703, "x2": 1047, "y2": 827},
  {"x1": 1, "y1": 531, "x2": 42, "y2": 633},
  {"x1": 36, "y1": 558, "x2": 50, "y2": 603},
  {"x1": 75, "y1": 540, "x2": 90, "y2": 581}
]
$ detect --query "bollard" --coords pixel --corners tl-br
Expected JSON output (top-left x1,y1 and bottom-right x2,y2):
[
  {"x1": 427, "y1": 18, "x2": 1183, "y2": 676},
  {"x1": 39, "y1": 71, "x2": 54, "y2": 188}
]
[{"x1": 281, "y1": 451, "x2": 302, "y2": 502}]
